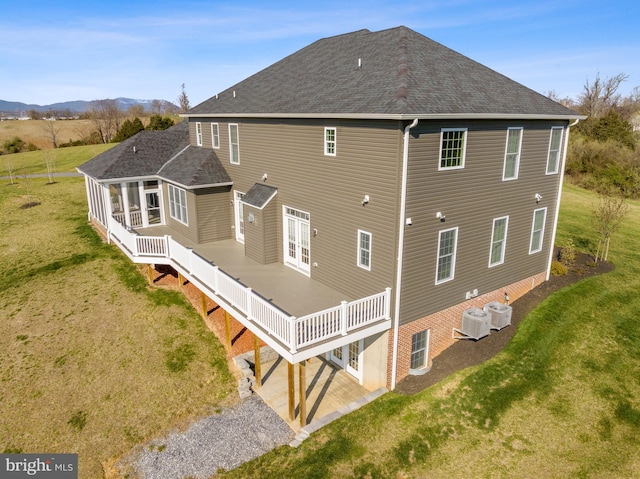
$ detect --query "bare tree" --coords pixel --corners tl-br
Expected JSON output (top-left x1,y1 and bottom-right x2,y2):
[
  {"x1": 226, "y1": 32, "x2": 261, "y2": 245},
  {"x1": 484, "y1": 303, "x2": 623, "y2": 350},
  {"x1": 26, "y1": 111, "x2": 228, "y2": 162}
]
[
  {"x1": 44, "y1": 150, "x2": 57, "y2": 184},
  {"x1": 4, "y1": 159, "x2": 16, "y2": 184},
  {"x1": 40, "y1": 119, "x2": 62, "y2": 148},
  {"x1": 591, "y1": 188, "x2": 629, "y2": 262},
  {"x1": 177, "y1": 83, "x2": 190, "y2": 113},
  {"x1": 127, "y1": 104, "x2": 145, "y2": 118},
  {"x1": 578, "y1": 72, "x2": 629, "y2": 118},
  {"x1": 87, "y1": 99, "x2": 124, "y2": 143}
]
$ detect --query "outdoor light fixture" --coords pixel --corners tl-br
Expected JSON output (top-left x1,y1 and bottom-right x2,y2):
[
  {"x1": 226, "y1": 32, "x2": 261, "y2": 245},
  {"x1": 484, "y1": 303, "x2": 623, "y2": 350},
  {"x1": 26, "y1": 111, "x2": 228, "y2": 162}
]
[
  {"x1": 535, "y1": 193, "x2": 542, "y2": 203},
  {"x1": 436, "y1": 212, "x2": 446, "y2": 222},
  {"x1": 262, "y1": 173, "x2": 268, "y2": 182},
  {"x1": 362, "y1": 195, "x2": 370, "y2": 206}
]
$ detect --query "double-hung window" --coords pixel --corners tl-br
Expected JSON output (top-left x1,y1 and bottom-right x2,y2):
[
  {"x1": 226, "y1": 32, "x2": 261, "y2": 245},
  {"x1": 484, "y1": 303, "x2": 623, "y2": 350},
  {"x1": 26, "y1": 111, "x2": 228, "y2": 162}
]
[
  {"x1": 324, "y1": 127, "x2": 336, "y2": 156},
  {"x1": 503, "y1": 127, "x2": 522, "y2": 180},
  {"x1": 211, "y1": 123, "x2": 220, "y2": 148},
  {"x1": 439, "y1": 128, "x2": 467, "y2": 170},
  {"x1": 357, "y1": 230, "x2": 372, "y2": 270},
  {"x1": 546, "y1": 127, "x2": 563, "y2": 174},
  {"x1": 168, "y1": 184, "x2": 188, "y2": 225},
  {"x1": 489, "y1": 216, "x2": 509, "y2": 267},
  {"x1": 529, "y1": 208, "x2": 547, "y2": 254},
  {"x1": 410, "y1": 330, "x2": 430, "y2": 370},
  {"x1": 229, "y1": 124, "x2": 240, "y2": 164},
  {"x1": 195, "y1": 122, "x2": 203, "y2": 146},
  {"x1": 436, "y1": 227, "x2": 458, "y2": 284}
]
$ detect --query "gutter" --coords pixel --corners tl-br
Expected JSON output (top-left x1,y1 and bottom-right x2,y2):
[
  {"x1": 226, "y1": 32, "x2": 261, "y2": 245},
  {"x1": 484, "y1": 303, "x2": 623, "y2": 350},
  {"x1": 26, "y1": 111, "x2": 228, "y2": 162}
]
[
  {"x1": 183, "y1": 112, "x2": 586, "y2": 121},
  {"x1": 390, "y1": 117, "x2": 418, "y2": 390},
  {"x1": 546, "y1": 118, "x2": 581, "y2": 281}
]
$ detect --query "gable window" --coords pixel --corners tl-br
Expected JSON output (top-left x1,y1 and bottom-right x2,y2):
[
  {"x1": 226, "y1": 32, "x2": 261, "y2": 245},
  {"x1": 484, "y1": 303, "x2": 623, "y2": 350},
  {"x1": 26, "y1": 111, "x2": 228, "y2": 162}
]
[
  {"x1": 357, "y1": 230, "x2": 372, "y2": 270},
  {"x1": 211, "y1": 123, "x2": 220, "y2": 148},
  {"x1": 436, "y1": 227, "x2": 458, "y2": 284},
  {"x1": 324, "y1": 127, "x2": 336, "y2": 156},
  {"x1": 503, "y1": 127, "x2": 523, "y2": 180},
  {"x1": 529, "y1": 208, "x2": 547, "y2": 254},
  {"x1": 489, "y1": 216, "x2": 509, "y2": 267},
  {"x1": 410, "y1": 330, "x2": 430, "y2": 370},
  {"x1": 168, "y1": 184, "x2": 188, "y2": 225},
  {"x1": 229, "y1": 124, "x2": 240, "y2": 164},
  {"x1": 195, "y1": 122, "x2": 203, "y2": 146},
  {"x1": 439, "y1": 128, "x2": 467, "y2": 170},
  {"x1": 546, "y1": 126, "x2": 563, "y2": 174}
]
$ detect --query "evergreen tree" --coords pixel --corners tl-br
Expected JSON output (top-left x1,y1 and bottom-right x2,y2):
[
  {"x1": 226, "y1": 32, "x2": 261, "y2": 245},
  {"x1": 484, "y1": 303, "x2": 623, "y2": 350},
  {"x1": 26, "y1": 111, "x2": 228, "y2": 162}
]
[
  {"x1": 146, "y1": 114, "x2": 174, "y2": 131},
  {"x1": 113, "y1": 117, "x2": 145, "y2": 142}
]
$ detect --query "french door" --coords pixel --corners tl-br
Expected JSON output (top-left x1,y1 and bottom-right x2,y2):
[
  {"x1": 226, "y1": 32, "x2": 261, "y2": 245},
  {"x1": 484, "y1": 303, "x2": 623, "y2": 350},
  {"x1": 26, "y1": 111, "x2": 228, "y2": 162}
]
[
  {"x1": 234, "y1": 191, "x2": 245, "y2": 243},
  {"x1": 329, "y1": 339, "x2": 364, "y2": 383},
  {"x1": 283, "y1": 206, "x2": 310, "y2": 275}
]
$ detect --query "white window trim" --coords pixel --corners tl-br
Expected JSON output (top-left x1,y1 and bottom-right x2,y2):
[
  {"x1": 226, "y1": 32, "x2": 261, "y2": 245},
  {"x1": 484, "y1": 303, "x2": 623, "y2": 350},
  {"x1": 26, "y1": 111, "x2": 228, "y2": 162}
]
[
  {"x1": 546, "y1": 126, "x2": 563, "y2": 175},
  {"x1": 502, "y1": 127, "x2": 523, "y2": 181},
  {"x1": 435, "y1": 227, "x2": 458, "y2": 284},
  {"x1": 195, "y1": 122, "x2": 203, "y2": 146},
  {"x1": 357, "y1": 229, "x2": 372, "y2": 271},
  {"x1": 409, "y1": 329, "x2": 430, "y2": 373},
  {"x1": 438, "y1": 128, "x2": 467, "y2": 171},
  {"x1": 488, "y1": 216, "x2": 509, "y2": 267},
  {"x1": 211, "y1": 123, "x2": 220, "y2": 149},
  {"x1": 229, "y1": 123, "x2": 240, "y2": 164},
  {"x1": 168, "y1": 184, "x2": 188, "y2": 226},
  {"x1": 529, "y1": 207, "x2": 547, "y2": 254},
  {"x1": 324, "y1": 127, "x2": 336, "y2": 156}
]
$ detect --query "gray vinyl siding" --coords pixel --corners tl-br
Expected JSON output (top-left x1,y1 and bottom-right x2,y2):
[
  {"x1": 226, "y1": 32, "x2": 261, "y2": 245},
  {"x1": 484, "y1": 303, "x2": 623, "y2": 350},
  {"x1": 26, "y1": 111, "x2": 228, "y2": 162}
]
[
  {"x1": 195, "y1": 186, "x2": 232, "y2": 243},
  {"x1": 243, "y1": 200, "x2": 278, "y2": 264},
  {"x1": 190, "y1": 118, "x2": 403, "y2": 301},
  {"x1": 162, "y1": 182, "x2": 198, "y2": 243},
  {"x1": 399, "y1": 119, "x2": 567, "y2": 324}
]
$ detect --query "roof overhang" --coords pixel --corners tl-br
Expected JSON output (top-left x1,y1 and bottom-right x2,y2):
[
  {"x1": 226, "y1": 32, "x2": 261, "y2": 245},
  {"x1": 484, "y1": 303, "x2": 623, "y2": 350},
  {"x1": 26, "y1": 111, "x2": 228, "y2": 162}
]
[
  {"x1": 182, "y1": 112, "x2": 586, "y2": 121},
  {"x1": 78, "y1": 172, "x2": 232, "y2": 190}
]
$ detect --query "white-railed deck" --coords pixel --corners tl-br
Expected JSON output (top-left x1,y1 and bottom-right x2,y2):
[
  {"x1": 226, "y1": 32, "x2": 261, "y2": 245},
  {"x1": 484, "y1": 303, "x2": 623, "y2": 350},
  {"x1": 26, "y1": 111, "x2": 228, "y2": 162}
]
[{"x1": 106, "y1": 217, "x2": 392, "y2": 363}]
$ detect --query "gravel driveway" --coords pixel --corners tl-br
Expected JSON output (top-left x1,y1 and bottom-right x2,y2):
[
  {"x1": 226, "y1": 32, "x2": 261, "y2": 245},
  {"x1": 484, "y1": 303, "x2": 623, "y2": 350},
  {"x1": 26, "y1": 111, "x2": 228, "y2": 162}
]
[{"x1": 122, "y1": 396, "x2": 294, "y2": 479}]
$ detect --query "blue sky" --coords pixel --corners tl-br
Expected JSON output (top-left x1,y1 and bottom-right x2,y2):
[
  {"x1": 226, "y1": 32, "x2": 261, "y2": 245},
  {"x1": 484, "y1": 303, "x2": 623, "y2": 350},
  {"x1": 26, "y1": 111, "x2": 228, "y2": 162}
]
[{"x1": 1, "y1": 0, "x2": 638, "y2": 108}]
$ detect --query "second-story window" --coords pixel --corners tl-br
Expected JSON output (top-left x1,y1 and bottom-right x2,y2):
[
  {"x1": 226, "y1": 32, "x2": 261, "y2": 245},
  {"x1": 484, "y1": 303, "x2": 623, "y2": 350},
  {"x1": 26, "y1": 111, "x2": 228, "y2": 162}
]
[
  {"x1": 439, "y1": 128, "x2": 467, "y2": 170},
  {"x1": 324, "y1": 127, "x2": 336, "y2": 156},
  {"x1": 546, "y1": 126, "x2": 563, "y2": 174},
  {"x1": 357, "y1": 230, "x2": 372, "y2": 270},
  {"x1": 229, "y1": 124, "x2": 240, "y2": 164},
  {"x1": 195, "y1": 122, "x2": 203, "y2": 146},
  {"x1": 503, "y1": 127, "x2": 522, "y2": 180},
  {"x1": 211, "y1": 123, "x2": 220, "y2": 148}
]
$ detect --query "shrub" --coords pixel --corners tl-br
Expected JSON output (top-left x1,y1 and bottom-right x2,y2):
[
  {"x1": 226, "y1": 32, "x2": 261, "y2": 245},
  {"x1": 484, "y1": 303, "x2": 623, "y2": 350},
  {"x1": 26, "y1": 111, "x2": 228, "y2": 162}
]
[
  {"x1": 550, "y1": 260, "x2": 568, "y2": 276},
  {"x1": 559, "y1": 238, "x2": 577, "y2": 266}
]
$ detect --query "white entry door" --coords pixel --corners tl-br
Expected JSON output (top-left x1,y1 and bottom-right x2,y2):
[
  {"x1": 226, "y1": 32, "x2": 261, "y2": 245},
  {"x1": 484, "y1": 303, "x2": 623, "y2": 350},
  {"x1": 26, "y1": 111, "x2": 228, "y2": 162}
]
[
  {"x1": 283, "y1": 206, "x2": 310, "y2": 275},
  {"x1": 328, "y1": 339, "x2": 363, "y2": 383}
]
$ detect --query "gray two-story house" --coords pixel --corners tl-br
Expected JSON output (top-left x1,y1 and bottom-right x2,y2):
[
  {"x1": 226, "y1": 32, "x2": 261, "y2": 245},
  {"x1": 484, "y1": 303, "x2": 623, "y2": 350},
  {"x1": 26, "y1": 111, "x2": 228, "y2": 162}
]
[{"x1": 79, "y1": 26, "x2": 582, "y2": 403}]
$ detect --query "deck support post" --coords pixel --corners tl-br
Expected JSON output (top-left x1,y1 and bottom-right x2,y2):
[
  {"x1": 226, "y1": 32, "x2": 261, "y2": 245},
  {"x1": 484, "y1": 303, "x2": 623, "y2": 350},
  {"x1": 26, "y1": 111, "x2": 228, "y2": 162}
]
[
  {"x1": 224, "y1": 311, "x2": 232, "y2": 349},
  {"x1": 253, "y1": 335, "x2": 262, "y2": 389},
  {"x1": 178, "y1": 272, "x2": 184, "y2": 288},
  {"x1": 201, "y1": 291, "x2": 208, "y2": 318},
  {"x1": 147, "y1": 264, "x2": 154, "y2": 284},
  {"x1": 287, "y1": 361, "x2": 295, "y2": 421},
  {"x1": 299, "y1": 361, "x2": 307, "y2": 427}
]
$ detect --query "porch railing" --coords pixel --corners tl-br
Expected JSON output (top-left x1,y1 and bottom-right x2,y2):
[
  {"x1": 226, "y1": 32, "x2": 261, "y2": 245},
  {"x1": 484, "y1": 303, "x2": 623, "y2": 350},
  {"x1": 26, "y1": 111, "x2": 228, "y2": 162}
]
[{"x1": 107, "y1": 221, "x2": 391, "y2": 354}]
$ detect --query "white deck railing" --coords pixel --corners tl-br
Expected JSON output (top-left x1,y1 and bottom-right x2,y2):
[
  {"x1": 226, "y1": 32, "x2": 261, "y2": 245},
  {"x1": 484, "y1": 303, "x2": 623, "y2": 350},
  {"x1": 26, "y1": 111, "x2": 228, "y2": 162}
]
[{"x1": 106, "y1": 220, "x2": 391, "y2": 354}]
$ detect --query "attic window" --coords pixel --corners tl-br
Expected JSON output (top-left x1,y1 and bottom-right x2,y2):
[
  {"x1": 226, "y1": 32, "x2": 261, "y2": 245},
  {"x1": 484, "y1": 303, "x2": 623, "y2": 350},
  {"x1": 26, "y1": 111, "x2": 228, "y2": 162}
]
[
  {"x1": 324, "y1": 127, "x2": 336, "y2": 156},
  {"x1": 439, "y1": 128, "x2": 467, "y2": 170}
]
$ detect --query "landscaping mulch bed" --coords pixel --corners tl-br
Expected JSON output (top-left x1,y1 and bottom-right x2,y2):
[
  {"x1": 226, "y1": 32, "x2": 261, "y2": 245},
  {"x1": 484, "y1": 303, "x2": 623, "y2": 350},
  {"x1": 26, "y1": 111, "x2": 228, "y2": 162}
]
[{"x1": 394, "y1": 252, "x2": 614, "y2": 395}]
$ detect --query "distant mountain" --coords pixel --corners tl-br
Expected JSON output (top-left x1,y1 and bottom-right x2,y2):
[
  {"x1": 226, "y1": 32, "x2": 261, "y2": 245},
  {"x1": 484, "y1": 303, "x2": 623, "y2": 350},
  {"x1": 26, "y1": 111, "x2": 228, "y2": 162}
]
[{"x1": 0, "y1": 97, "x2": 178, "y2": 114}]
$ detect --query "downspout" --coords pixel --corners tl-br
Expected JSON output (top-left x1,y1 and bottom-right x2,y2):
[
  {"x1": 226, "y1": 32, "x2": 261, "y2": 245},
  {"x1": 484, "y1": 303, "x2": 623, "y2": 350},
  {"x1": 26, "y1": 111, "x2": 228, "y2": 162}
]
[
  {"x1": 390, "y1": 117, "x2": 418, "y2": 390},
  {"x1": 546, "y1": 118, "x2": 580, "y2": 281}
]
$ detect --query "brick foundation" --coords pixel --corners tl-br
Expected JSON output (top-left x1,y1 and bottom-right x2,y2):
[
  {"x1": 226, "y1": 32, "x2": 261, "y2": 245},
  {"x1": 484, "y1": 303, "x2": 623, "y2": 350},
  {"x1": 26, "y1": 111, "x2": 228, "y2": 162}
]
[{"x1": 387, "y1": 271, "x2": 547, "y2": 388}]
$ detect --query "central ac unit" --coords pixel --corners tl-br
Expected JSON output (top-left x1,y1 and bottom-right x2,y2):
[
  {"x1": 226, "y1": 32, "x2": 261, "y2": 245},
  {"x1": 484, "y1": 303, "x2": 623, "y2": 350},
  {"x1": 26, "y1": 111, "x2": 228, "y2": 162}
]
[
  {"x1": 484, "y1": 301, "x2": 512, "y2": 330},
  {"x1": 458, "y1": 307, "x2": 491, "y2": 340}
]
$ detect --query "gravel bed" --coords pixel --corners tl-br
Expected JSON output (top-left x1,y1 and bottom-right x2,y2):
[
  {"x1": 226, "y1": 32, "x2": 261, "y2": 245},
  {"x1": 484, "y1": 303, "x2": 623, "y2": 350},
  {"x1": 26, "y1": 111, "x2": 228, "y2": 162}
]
[{"x1": 124, "y1": 396, "x2": 294, "y2": 479}]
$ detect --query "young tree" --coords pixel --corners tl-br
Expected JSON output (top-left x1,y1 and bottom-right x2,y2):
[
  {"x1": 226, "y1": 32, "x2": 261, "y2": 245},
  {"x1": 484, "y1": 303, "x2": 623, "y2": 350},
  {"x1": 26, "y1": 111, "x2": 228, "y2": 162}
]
[
  {"x1": 44, "y1": 150, "x2": 56, "y2": 184},
  {"x1": 178, "y1": 83, "x2": 190, "y2": 113},
  {"x1": 591, "y1": 188, "x2": 630, "y2": 261}
]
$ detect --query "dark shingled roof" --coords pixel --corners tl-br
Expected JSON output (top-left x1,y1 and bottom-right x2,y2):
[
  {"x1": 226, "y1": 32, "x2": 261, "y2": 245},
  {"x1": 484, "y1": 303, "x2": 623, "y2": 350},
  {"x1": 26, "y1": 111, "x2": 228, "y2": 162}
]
[
  {"x1": 188, "y1": 26, "x2": 578, "y2": 118},
  {"x1": 78, "y1": 121, "x2": 231, "y2": 188},
  {"x1": 242, "y1": 183, "x2": 277, "y2": 209}
]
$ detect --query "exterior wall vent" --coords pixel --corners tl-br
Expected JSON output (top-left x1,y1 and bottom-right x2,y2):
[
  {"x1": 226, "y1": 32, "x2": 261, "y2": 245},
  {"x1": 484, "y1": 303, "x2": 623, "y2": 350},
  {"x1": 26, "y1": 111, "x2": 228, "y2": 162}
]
[
  {"x1": 453, "y1": 307, "x2": 491, "y2": 340},
  {"x1": 484, "y1": 301, "x2": 512, "y2": 330}
]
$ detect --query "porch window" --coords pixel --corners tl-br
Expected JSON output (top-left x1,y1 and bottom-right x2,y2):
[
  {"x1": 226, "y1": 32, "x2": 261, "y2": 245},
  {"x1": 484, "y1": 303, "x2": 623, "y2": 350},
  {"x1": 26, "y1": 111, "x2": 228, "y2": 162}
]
[
  {"x1": 211, "y1": 123, "x2": 220, "y2": 148},
  {"x1": 529, "y1": 208, "x2": 547, "y2": 253},
  {"x1": 489, "y1": 216, "x2": 509, "y2": 267},
  {"x1": 439, "y1": 128, "x2": 467, "y2": 169},
  {"x1": 196, "y1": 122, "x2": 203, "y2": 146},
  {"x1": 410, "y1": 329, "x2": 429, "y2": 370},
  {"x1": 436, "y1": 227, "x2": 458, "y2": 284},
  {"x1": 168, "y1": 184, "x2": 188, "y2": 225},
  {"x1": 503, "y1": 127, "x2": 522, "y2": 180},
  {"x1": 229, "y1": 124, "x2": 240, "y2": 164},
  {"x1": 546, "y1": 126, "x2": 563, "y2": 174},
  {"x1": 357, "y1": 230, "x2": 372, "y2": 270},
  {"x1": 324, "y1": 127, "x2": 336, "y2": 156}
]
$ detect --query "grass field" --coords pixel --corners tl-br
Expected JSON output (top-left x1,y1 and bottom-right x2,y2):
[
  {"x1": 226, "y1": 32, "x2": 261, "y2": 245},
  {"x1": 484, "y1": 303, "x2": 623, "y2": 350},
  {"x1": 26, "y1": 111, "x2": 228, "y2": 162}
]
[
  {"x1": 0, "y1": 119, "x2": 97, "y2": 149},
  {"x1": 0, "y1": 176, "x2": 236, "y2": 478},
  {"x1": 218, "y1": 184, "x2": 640, "y2": 479},
  {"x1": 1, "y1": 144, "x2": 115, "y2": 177}
]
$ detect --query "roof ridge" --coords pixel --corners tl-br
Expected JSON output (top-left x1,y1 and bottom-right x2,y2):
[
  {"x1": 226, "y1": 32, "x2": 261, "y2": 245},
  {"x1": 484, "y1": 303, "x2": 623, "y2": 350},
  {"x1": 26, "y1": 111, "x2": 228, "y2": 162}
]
[{"x1": 395, "y1": 26, "x2": 410, "y2": 113}]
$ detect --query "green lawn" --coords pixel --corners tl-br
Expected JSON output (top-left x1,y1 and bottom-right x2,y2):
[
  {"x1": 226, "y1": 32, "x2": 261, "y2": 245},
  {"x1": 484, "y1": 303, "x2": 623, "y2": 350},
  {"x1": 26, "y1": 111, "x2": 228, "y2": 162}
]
[
  {"x1": 1, "y1": 143, "x2": 115, "y2": 176},
  {"x1": 0, "y1": 176, "x2": 235, "y2": 478},
  {"x1": 219, "y1": 183, "x2": 640, "y2": 479}
]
